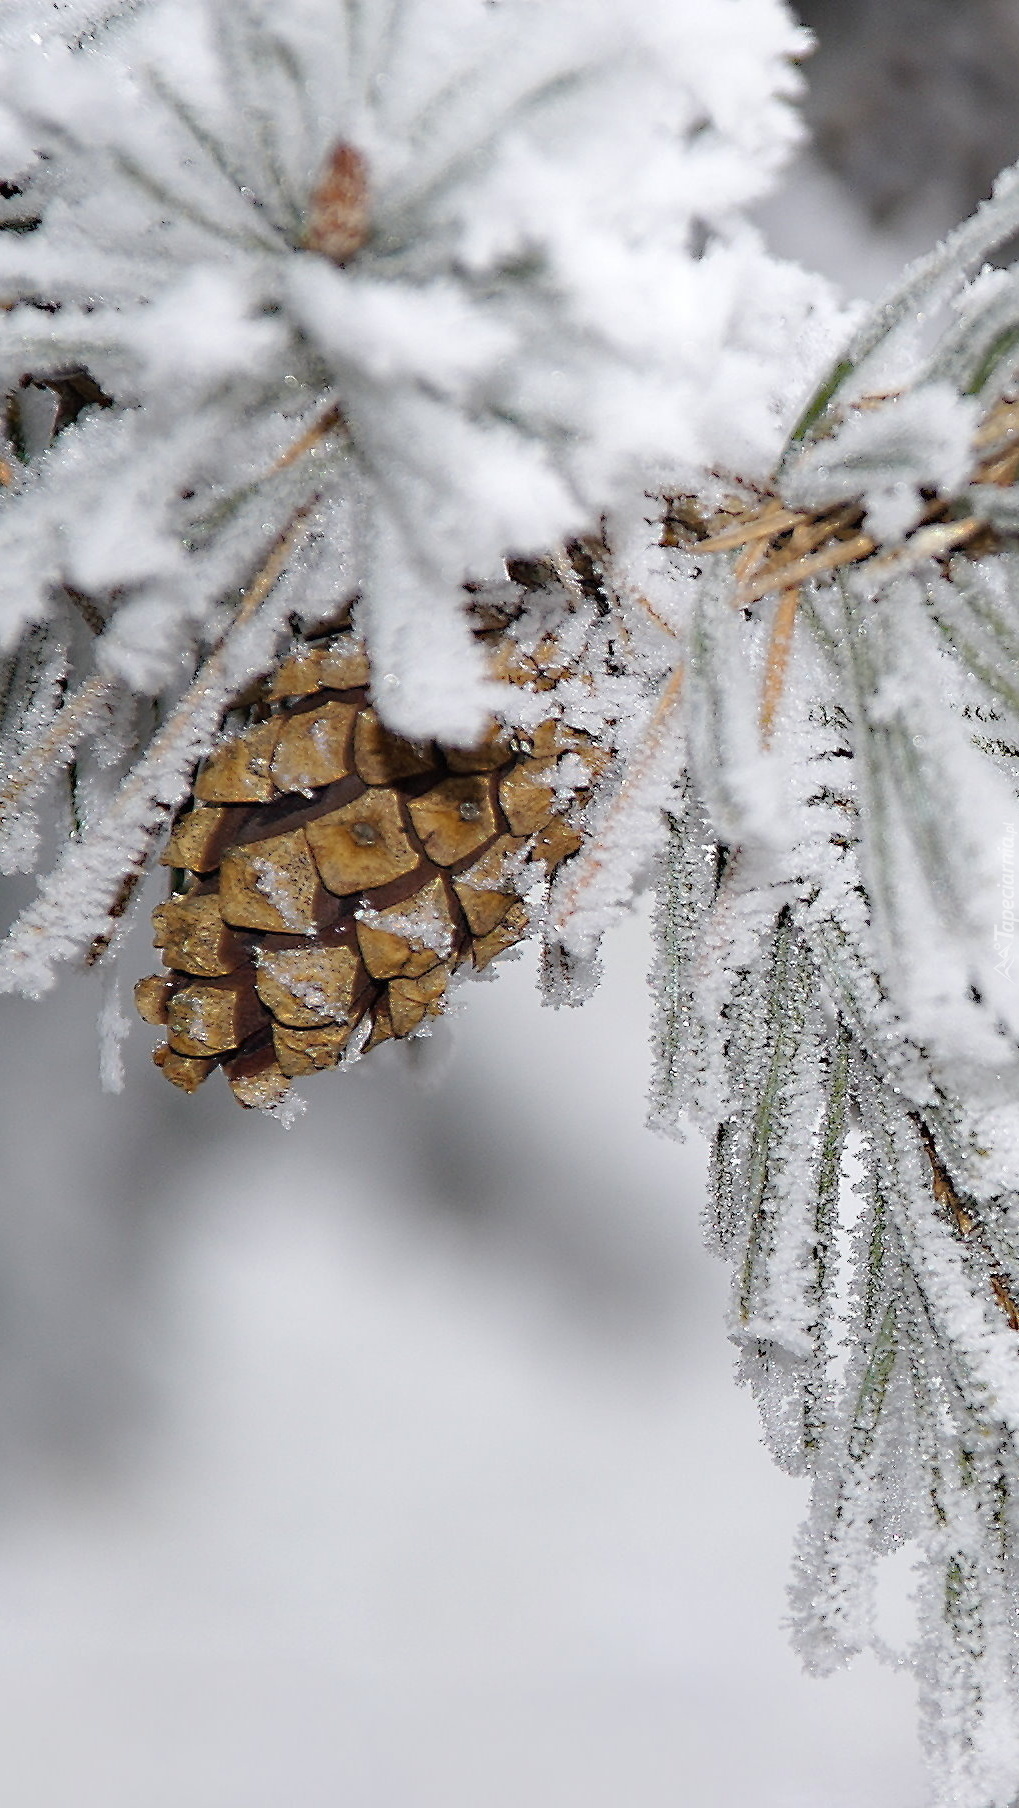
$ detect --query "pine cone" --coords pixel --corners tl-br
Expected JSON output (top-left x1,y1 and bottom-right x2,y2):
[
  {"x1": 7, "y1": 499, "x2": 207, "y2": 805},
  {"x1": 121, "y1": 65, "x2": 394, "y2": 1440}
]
[{"x1": 136, "y1": 609, "x2": 610, "y2": 1109}]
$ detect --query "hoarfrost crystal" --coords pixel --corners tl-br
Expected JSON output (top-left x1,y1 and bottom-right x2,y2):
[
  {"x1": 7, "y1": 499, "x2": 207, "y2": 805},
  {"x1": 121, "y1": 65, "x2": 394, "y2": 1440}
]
[
  {"x1": 0, "y1": 0, "x2": 834, "y2": 993},
  {"x1": 637, "y1": 169, "x2": 1019, "y2": 1808},
  {"x1": 13, "y1": 2, "x2": 1017, "y2": 1805}
]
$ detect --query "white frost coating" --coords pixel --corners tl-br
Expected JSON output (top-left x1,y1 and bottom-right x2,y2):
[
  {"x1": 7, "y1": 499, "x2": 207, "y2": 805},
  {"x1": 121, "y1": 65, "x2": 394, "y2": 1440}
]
[
  {"x1": 0, "y1": 0, "x2": 839, "y2": 740},
  {"x1": 0, "y1": 646, "x2": 72, "y2": 874},
  {"x1": 262, "y1": 1089, "x2": 307, "y2": 1129},
  {"x1": 354, "y1": 900, "x2": 454, "y2": 961},
  {"x1": 359, "y1": 505, "x2": 505, "y2": 744},
  {"x1": 0, "y1": 570, "x2": 298, "y2": 996},
  {"x1": 284, "y1": 264, "x2": 516, "y2": 399},
  {"x1": 97, "y1": 974, "x2": 130, "y2": 1093},
  {"x1": 550, "y1": 611, "x2": 681, "y2": 959},
  {"x1": 254, "y1": 955, "x2": 332, "y2": 1022},
  {"x1": 125, "y1": 267, "x2": 288, "y2": 393},
  {"x1": 0, "y1": 0, "x2": 149, "y2": 47},
  {"x1": 684, "y1": 569, "x2": 797, "y2": 853},
  {"x1": 781, "y1": 384, "x2": 980, "y2": 542},
  {"x1": 735, "y1": 1013, "x2": 828, "y2": 1365},
  {"x1": 339, "y1": 1010, "x2": 372, "y2": 1068},
  {"x1": 248, "y1": 856, "x2": 311, "y2": 936}
]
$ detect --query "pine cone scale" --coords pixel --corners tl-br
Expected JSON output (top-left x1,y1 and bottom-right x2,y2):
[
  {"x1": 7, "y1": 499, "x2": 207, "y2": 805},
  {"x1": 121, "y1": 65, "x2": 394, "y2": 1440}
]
[
  {"x1": 161, "y1": 804, "x2": 253, "y2": 874},
  {"x1": 304, "y1": 791, "x2": 424, "y2": 894},
  {"x1": 166, "y1": 969, "x2": 268, "y2": 1059},
  {"x1": 269, "y1": 699, "x2": 358, "y2": 792},
  {"x1": 218, "y1": 828, "x2": 332, "y2": 935},
  {"x1": 151, "y1": 893, "x2": 248, "y2": 977},
  {"x1": 405, "y1": 774, "x2": 500, "y2": 866},
  {"x1": 253, "y1": 941, "x2": 369, "y2": 1029}
]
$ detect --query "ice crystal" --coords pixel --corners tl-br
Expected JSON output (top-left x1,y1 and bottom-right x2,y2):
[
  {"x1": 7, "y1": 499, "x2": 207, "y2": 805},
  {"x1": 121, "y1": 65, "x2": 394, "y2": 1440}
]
[
  {"x1": 0, "y1": 0, "x2": 836, "y2": 990},
  {"x1": 13, "y1": 3, "x2": 1019, "y2": 1801},
  {"x1": 0, "y1": 0, "x2": 817, "y2": 739},
  {"x1": 621, "y1": 171, "x2": 1019, "y2": 1808}
]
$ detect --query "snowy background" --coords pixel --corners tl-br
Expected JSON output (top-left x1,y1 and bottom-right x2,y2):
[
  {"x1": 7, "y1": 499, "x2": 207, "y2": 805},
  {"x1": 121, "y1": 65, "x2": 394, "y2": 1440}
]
[
  {"x1": 0, "y1": 902, "x2": 925, "y2": 1808},
  {"x1": 0, "y1": 5, "x2": 1017, "y2": 1804}
]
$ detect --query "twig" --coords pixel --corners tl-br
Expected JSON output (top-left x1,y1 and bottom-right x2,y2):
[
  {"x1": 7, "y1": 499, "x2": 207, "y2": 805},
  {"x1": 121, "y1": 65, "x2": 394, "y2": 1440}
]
[
  {"x1": 0, "y1": 673, "x2": 118, "y2": 827},
  {"x1": 738, "y1": 532, "x2": 877, "y2": 605},
  {"x1": 866, "y1": 516, "x2": 982, "y2": 576},
  {"x1": 696, "y1": 504, "x2": 803, "y2": 554},
  {"x1": 267, "y1": 403, "x2": 345, "y2": 476},
  {"x1": 626, "y1": 589, "x2": 682, "y2": 642},
  {"x1": 918, "y1": 1119, "x2": 1019, "y2": 1334},
  {"x1": 759, "y1": 585, "x2": 800, "y2": 747},
  {"x1": 550, "y1": 544, "x2": 588, "y2": 608}
]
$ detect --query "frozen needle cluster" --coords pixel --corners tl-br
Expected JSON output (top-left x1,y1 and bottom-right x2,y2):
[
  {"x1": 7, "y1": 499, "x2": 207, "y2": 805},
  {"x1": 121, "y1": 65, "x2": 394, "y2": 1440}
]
[
  {"x1": 622, "y1": 173, "x2": 1019, "y2": 1808},
  {"x1": 0, "y1": 0, "x2": 829, "y2": 990},
  {"x1": 8, "y1": 1, "x2": 1019, "y2": 1804}
]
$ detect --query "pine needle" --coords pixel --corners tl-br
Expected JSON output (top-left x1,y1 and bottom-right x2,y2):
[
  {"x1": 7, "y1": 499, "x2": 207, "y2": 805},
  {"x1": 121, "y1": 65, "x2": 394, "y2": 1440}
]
[
  {"x1": 0, "y1": 673, "x2": 119, "y2": 827},
  {"x1": 759, "y1": 584, "x2": 799, "y2": 746}
]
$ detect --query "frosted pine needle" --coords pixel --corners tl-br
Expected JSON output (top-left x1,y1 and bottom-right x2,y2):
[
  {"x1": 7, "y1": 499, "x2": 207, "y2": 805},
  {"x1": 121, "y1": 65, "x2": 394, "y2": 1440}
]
[
  {"x1": 0, "y1": 0, "x2": 834, "y2": 989},
  {"x1": 15, "y1": 3, "x2": 1019, "y2": 1803},
  {"x1": 640, "y1": 173, "x2": 1019, "y2": 1807}
]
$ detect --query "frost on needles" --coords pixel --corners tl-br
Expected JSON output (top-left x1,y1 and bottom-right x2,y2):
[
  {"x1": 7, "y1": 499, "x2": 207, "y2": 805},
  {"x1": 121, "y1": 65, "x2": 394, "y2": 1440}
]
[
  {"x1": 634, "y1": 168, "x2": 1019, "y2": 1808},
  {"x1": 9, "y1": 1, "x2": 1019, "y2": 1804},
  {"x1": 0, "y1": 0, "x2": 832, "y2": 995}
]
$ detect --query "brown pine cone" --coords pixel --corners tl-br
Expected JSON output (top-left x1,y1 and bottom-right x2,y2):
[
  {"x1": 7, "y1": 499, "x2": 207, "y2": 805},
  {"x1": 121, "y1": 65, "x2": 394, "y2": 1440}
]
[{"x1": 136, "y1": 614, "x2": 611, "y2": 1109}]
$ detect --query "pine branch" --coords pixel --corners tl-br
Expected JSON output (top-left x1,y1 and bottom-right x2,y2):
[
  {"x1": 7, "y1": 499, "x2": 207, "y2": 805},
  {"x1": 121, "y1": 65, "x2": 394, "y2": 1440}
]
[
  {"x1": 0, "y1": 503, "x2": 316, "y2": 994},
  {"x1": 11, "y1": 3, "x2": 1019, "y2": 1798},
  {"x1": 646, "y1": 159, "x2": 1019, "y2": 1806}
]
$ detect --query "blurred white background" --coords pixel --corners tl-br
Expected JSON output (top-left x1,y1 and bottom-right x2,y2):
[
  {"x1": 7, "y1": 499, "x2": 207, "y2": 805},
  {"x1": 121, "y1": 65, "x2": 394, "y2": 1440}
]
[
  {"x1": 4, "y1": 5, "x2": 1019, "y2": 1802},
  {"x1": 0, "y1": 905, "x2": 924, "y2": 1808}
]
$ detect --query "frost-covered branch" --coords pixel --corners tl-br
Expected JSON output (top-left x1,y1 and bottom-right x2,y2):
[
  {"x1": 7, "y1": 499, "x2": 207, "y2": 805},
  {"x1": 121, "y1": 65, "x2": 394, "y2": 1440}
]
[
  {"x1": 0, "y1": 0, "x2": 839, "y2": 989},
  {"x1": 9, "y1": 2, "x2": 1019, "y2": 1801},
  {"x1": 638, "y1": 174, "x2": 1019, "y2": 1805}
]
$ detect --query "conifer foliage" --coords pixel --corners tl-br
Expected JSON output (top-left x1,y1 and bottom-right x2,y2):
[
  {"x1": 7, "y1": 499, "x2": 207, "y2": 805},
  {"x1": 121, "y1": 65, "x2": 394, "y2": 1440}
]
[
  {"x1": 636, "y1": 184, "x2": 1019, "y2": 1806},
  {"x1": 4, "y1": 0, "x2": 1019, "y2": 1802},
  {"x1": 0, "y1": 0, "x2": 827, "y2": 993}
]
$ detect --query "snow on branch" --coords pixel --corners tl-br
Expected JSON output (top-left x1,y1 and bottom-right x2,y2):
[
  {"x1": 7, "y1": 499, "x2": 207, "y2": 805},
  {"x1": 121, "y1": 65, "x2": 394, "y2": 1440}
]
[{"x1": 0, "y1": 0, "x2": 835, "y2": 739}]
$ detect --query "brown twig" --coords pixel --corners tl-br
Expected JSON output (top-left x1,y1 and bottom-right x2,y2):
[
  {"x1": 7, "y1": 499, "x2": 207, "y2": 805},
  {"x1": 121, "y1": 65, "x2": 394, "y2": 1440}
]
[
  {"x1": 738, "y1": 532, "x2": 878, "y2": 605},
  {"x1": 867, "y1": 516, "x2": 983, "y2": 576},
  {"x1": 682, "y1": 389, "x2": 1018, "y2": 615},
  {"x1": 626, "y1": 589, "x2": 682, "y2": 641},
  {"x1": 267, "y1": 403, "x2": 345, "y2": 476},
  {"x1": 759, "y1": 585, "x2": 800, "y2": 747},
  {"x1": 0, "y1": 673, "x2": 118, "y2": 828},
  {"x1": 918, "y1": 1120, "x2": 1019, "y2": 1334},
  {"x1": 695, "y1": 504, "x2": 803, "y2": 555},
  {"x1": 546, "y1": 543, "x2": 593, "y2": 614}
]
